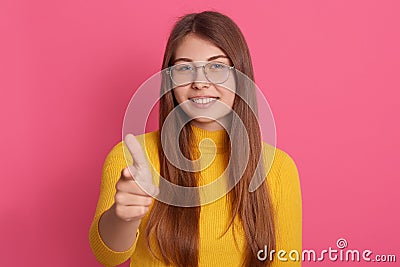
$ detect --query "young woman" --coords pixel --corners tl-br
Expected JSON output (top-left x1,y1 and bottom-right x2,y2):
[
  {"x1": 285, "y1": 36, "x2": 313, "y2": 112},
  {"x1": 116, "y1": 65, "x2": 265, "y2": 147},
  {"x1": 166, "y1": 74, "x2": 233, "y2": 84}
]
[{"x1": 89, "y1": 11, "x2": 302, "y2": 267}]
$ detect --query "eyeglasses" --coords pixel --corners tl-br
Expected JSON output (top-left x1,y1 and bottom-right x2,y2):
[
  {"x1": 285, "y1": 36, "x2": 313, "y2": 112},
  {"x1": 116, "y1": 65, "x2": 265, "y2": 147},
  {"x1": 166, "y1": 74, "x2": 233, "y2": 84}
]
[{"x1": 167, "y1": 61, "x2": 235, "y2": 86}]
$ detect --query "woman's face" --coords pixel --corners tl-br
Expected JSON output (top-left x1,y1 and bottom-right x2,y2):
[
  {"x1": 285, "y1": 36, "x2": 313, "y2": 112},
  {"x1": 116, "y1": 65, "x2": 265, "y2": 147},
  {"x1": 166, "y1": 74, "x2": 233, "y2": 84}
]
[{"x1": 172, "y1": 33, "x2": 236, "y2": 131}]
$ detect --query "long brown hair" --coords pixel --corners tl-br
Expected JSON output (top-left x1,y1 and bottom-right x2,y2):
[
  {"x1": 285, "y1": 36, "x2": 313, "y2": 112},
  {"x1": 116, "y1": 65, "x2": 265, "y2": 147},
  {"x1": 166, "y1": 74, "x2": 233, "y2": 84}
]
[{"x1": 145, "y1": 11, "x2": 275, "y2": 267}]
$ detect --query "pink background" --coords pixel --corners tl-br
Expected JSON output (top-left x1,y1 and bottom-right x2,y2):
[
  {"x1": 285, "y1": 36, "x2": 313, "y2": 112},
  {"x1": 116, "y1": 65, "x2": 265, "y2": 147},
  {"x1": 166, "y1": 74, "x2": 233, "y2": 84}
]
[{"x1": 1, "y1": 0, "x2": 399, "y2": 266}]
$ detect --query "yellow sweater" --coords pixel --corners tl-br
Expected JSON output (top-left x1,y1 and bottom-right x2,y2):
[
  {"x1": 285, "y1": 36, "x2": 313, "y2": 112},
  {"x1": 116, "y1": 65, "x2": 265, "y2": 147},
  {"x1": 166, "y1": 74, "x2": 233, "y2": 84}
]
[{"x1": 89, "y1": 125, "x2": 302, "y2": 266}]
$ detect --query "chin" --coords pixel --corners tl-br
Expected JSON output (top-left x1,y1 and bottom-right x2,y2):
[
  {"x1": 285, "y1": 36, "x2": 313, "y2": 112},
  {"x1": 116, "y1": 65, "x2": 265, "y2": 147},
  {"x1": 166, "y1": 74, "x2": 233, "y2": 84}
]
[{"x1": 193, "y1": 117, "x2": 215, "y2": 123}]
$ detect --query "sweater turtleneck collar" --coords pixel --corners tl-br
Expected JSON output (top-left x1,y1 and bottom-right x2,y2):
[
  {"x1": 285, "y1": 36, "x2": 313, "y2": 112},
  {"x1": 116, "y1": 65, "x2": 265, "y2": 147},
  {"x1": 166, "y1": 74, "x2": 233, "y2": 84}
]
[{"x1": 190, "y1": 124, "x2": 229, "y2": 154}]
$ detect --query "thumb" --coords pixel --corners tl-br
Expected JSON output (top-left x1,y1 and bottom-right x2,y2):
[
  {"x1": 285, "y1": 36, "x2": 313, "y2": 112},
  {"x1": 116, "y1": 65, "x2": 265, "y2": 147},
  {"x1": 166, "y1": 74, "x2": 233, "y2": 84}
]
[{"x1": 120, "y1": 167, "x2": 133, "y2": 180}]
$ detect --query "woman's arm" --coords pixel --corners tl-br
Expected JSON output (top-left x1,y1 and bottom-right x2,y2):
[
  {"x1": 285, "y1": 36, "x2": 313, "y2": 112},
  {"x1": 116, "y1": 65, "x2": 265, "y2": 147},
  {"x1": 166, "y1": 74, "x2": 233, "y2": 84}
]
[
  {"x1": 98, "y1": 203, "x2": 142, "y2": 249},
  {"x1": 268, "y1": 148, "x2": 302, "y2": 266},
  {"x1": 88, "y1": 142, "x2": 137, "y2": 266},
  {"x1": 89, "y1": 140, "x2": 154, "y2": 266}
]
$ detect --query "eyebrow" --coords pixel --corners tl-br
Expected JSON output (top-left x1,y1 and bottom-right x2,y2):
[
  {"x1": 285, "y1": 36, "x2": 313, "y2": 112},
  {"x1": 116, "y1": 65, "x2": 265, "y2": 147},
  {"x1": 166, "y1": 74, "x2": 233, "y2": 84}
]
[{"x1": 172, "y1": 55, "x2": 229, "y2": 64}]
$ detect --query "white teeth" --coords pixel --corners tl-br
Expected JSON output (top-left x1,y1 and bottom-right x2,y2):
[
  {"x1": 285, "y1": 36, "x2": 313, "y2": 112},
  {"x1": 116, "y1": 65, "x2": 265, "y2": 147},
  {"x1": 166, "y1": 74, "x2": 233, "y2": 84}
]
[{"x1": 190, "y1": 98, "x2": 217, "y2": 104}]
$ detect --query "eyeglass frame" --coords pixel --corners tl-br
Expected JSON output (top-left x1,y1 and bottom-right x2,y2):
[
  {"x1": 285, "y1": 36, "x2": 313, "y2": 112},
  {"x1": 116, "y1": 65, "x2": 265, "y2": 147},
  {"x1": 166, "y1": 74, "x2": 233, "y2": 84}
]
[{"x1": 167, "y1": 61, "x2": 236, "y2": 86}]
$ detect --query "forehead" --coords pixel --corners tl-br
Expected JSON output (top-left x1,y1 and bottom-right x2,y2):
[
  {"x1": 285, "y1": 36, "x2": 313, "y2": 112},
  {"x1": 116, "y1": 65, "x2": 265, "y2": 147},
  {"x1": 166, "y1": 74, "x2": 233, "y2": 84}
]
[{"x1": 174, "y1": 34, "x2": 227, "y2": 61}]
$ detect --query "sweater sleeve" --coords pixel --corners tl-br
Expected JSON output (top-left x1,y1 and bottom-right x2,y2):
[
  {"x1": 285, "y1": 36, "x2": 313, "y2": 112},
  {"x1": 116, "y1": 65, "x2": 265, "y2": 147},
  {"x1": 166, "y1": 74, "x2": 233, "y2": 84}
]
[
  {"x1": 273, "y1": 150, "x2": 302, "y2": 266},
  {"x1": 88, "y1": 141, "x2": 139, "y2": 267}
]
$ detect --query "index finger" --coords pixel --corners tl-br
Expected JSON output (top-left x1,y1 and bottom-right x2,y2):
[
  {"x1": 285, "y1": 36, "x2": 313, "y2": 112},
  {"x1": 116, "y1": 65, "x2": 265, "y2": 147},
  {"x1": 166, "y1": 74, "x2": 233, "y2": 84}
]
[{"x1": 124, "y1": 133, "x2": 149, "y2": 168}]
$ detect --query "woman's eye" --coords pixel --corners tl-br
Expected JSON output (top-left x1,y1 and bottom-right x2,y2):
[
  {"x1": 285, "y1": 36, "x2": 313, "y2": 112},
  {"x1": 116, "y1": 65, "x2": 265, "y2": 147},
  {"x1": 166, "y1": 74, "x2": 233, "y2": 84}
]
[
  {"x1": 176, "y1": 65, "x2": 193, "y2": 71},
  {"x1": 209, "y1": 63, "x2": 225, "y2": 70}
]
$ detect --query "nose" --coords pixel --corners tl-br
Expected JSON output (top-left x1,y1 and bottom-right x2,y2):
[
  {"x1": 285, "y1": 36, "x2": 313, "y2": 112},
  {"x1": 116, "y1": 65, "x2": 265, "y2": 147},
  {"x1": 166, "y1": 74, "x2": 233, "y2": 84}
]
[
  {"x1": 192, "y1": 81, "x2": 210, "y2": 90},
  {"x1": 192, "y1": 65, "x2": 210, "y2": 89}
]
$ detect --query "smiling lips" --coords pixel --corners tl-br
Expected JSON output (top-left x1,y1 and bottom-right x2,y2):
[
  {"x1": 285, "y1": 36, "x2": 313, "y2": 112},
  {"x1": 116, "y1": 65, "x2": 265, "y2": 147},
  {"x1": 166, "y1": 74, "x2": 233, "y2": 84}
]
[
  {"x1": 188, "y1": 96, "x2": 219, "y2": 109},
  {"x1": 189, "y1": 96, "x2": 218, "y2": 103}
]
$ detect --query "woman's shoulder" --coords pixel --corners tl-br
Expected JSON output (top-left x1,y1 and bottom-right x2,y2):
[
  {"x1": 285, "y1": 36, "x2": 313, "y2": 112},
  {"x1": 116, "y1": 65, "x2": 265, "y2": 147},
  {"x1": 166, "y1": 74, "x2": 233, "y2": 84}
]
[
  {"x1": 110, "y1": 130, "x2": 159, "y2": 150},
  {"x1": 261, "y1": 142, "x2": 300, "y2": 191},
  {"x1": 262, "y1": 142, "x2": 298, "y2": 171}
]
